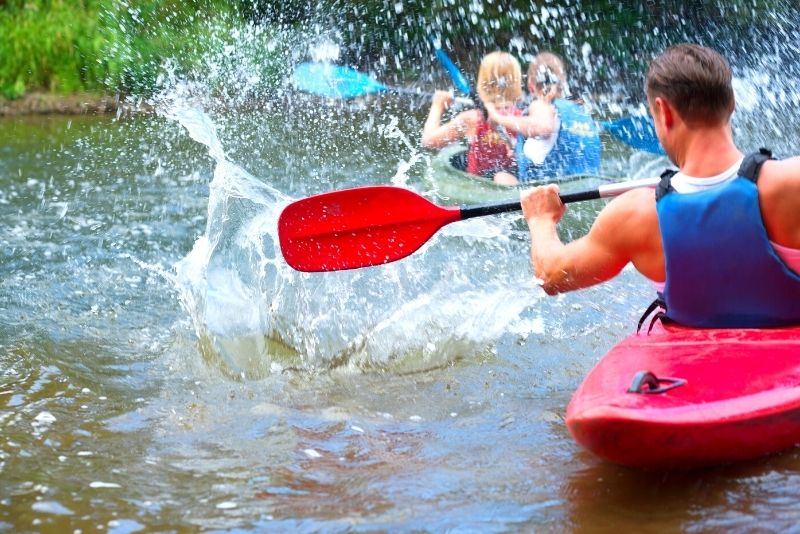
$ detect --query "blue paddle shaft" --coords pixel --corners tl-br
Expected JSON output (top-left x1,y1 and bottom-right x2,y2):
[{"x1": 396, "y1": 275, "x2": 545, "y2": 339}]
[
  {"x1": 433, "y1": 47, "x2": 472, "y2": 95},
  {"x1": 293, "y1": 62, "x2": 471, "y2": 105},
  {"x1": 601, "y1": 115, "x2": 666, "y2": 155},
  {"x1": 293, "y1": 63, "x2": 385, "y2": 98}
]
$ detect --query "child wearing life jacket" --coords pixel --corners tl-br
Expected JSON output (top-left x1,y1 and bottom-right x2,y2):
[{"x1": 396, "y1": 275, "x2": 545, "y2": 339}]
[
  {"x1": 485, "y1": 52, "x2": 601, "y2": 184},
  {"x1": 421, "y1": 51, "x2": 524, "y2": 183}
]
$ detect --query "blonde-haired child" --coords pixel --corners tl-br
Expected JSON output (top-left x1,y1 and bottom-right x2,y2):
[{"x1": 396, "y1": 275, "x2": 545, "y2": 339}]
[{"x1": 422, "y1": 51, "x2": 524, "y2": 182}]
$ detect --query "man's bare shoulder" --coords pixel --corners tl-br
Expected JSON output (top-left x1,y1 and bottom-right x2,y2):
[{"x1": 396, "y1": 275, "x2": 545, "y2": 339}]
[
  {"x1": 761, "y1": 157, "x2": 800, "y2": 179},
  {"x1": 759, "y1": 157, "x2": 800, "y2": 198},
  {"x1": 590, "y1": 186, "x2": 658, "y2": 248},
  {"x1": 758, "y1": 158, "x2": 800, "y2": 246},
  {"x1": 599, "y1": 187, "x2": 657, "y2": 223}
]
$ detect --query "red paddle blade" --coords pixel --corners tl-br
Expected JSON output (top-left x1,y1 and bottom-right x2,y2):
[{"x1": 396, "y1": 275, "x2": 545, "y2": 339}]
[{"x1": 278, "y1": 186, "x2": 462, "y2": 272}]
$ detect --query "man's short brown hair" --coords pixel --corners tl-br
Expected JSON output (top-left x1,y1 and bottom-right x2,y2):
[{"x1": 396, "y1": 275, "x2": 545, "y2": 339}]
[{"x1": 645, "y1": 44, "x2": 734, "y2": 125}]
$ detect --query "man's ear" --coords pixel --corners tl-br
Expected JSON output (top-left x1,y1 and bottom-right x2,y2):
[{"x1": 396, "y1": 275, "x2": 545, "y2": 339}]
[{"x1": 655, "y1": 97, "x2": 674, "y2": 129}]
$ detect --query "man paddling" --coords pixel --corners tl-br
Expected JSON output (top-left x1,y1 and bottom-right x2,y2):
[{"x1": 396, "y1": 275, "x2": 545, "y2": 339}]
[{"x1": 522, "y1": 43, "x2": 800, "y2": 327}]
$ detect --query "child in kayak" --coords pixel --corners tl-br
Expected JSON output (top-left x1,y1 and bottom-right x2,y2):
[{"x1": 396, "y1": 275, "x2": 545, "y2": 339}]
[
  {"x1": 421, "y1": 51, "x2": 524, "y2": 183},
  {"x1": 485, "y1": 52, "x2": 601, "y2": 185}
]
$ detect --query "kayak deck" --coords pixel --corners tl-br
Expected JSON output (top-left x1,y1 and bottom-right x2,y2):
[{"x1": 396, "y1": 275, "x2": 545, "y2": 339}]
[
  {"x1": 566, "y1": 321, "x2": 800, "y2": 468},
  {"x1": 446, "y1": 145, "x2": 592, "y2": 187},
  {"x1": 426, "y1": 144, "x2": 606, "y2": 204}
]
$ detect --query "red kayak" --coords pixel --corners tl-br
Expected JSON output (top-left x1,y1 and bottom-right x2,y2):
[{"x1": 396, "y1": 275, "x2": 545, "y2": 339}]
[{"x1": 566, "y1": 321, "x2": 800, "y2": 468}]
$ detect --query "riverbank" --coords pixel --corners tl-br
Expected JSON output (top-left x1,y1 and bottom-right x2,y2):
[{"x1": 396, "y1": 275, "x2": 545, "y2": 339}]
[{"x1": 0, "y1": 92, "x2": 123, "y2": 116}]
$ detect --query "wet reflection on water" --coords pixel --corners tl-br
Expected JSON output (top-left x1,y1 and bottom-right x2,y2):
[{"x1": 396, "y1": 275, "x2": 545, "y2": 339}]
[{"x1": 564, "y1": 449, "x2": 800, "y2": 532}]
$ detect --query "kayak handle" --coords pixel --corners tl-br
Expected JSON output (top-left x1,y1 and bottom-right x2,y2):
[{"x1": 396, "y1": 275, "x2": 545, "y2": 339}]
[{"x1": 627, "y1": 371, "x2": 687, "y2": 394}]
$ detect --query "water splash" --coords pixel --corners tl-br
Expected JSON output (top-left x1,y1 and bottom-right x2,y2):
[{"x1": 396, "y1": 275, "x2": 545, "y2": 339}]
[
  {"x1": 149, "y1": 2, "x2": 800, "y2": 380},
  {"x1": 156, "y1": 81, "x2": 540, "y2": 378}
]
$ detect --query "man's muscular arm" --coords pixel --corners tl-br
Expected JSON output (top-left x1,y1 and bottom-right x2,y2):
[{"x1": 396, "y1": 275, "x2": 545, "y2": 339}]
[{"x1": 522, "y1": 186, "x2": 655, "y2": 294}]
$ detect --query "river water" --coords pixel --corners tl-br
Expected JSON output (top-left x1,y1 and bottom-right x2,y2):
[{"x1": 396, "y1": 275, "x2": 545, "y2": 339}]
[{"x1": 3, "y1": 21, "x2": 800, "y2": 534}]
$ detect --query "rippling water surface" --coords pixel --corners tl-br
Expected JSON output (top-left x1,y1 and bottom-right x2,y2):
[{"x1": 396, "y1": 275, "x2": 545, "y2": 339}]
[{"x1": 3, "y1": 11, "x2": 800, "y2": 530}]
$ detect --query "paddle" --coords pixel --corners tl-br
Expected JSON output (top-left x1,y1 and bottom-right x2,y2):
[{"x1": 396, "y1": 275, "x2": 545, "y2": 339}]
[
  {"x1": 293, "y1": 62, "x2": 473, "y2": 105},
  {"x1": 600, "y1": 115, "x2": 664, "y2": 155},
  {"x1": 433, "y1": 46, "x2": 472, "y2": 97},
  {"x1": 431, "y1": 45, "x2": 666, "y2": 156},
  {"x1": 278, "y1": 177, "x2": 660, "y2": 272}
]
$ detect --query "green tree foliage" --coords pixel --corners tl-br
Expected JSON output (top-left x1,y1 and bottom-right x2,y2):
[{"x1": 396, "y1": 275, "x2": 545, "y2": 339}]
[
  {"x1": 0, "y1": 0, "x2": 791, "y2": 99},
  {"x1": 0, "y1": 0, "x2": 104, "y2": 97},
  {"x1": 0, "y1": 0, "x2": 260, "y2": 98}
]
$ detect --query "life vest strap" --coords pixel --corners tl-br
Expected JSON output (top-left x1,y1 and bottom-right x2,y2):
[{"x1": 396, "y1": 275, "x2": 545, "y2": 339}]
[
  {"x1": 655, "y1": 168, "x2": 678, "y2": 201},
  {"x1": 637, "y1": 296, "x2": 669, "y2": 334},
  {"x1": 655, "y1": 148, "x2": 775, "y2": 202},
  {"x1": 738, "y1": 147, "x2": 773, "y2": 183}
]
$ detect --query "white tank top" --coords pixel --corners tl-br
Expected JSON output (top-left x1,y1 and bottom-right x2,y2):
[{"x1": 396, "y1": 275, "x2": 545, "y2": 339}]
[
  {"x1": 651, "y1": 158, "x2": 800, "y2": 291},
  {"x1": 522, "y1": 115, "x2": 561, "y2": 165}
]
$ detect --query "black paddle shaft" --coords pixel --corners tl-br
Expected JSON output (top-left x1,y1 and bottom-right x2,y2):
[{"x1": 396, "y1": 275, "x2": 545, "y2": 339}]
[{"x1": 459, "y1": 189, "x2": 602, "y2": 220}]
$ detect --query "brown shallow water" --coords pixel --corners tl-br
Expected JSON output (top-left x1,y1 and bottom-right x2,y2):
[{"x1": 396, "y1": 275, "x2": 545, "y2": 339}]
[{"x1": 2, "y1": 108, "x2": 800, "y2": 533}]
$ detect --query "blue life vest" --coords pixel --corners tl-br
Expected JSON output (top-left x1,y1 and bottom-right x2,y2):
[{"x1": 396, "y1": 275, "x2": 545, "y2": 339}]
[
  {"x1": 656, "y1": 150, "x2": 800, "y2": 328},
  {"x1": 515, "y1": 99, "x2": 601, "y2": 182}
]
